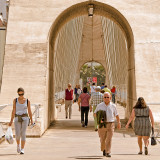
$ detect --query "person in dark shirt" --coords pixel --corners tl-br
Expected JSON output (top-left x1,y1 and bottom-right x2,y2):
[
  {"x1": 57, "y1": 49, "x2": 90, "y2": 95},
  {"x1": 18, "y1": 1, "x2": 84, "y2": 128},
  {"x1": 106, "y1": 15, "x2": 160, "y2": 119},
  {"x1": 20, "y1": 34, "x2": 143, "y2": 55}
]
[{"x1": 74, "y1": 85, "x2": 78, "y2": 102}]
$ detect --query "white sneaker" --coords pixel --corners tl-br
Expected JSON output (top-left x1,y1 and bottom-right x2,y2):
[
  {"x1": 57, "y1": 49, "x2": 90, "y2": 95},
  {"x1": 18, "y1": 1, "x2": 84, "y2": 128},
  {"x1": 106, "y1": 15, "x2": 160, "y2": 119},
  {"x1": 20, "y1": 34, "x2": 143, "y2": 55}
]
[
  {"x1": 17, "y1": 145, "x2": 21, "y2": 153},
  {"x1": 20, "y1": 149, "x2": 24, "y2": 154}
]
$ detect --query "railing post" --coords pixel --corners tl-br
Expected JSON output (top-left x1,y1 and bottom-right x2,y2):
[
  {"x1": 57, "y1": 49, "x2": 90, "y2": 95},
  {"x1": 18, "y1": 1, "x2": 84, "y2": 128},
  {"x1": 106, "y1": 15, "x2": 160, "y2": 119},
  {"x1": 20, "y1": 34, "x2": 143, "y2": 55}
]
[
  {"x1": 37, "y1": 105, "x2": 40, "y2": 118},
  {"x1": 35, "y1": 105, "x2": 37, "y2": 122}
]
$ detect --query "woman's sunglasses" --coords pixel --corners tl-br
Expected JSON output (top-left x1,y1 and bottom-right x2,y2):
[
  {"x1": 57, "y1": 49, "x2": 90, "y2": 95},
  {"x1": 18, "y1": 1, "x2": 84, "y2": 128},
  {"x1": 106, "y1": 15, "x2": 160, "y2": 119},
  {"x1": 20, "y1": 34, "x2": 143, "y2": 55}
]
[{"x1": 18, "y1": 93, "x2": 24, "y2": 96}]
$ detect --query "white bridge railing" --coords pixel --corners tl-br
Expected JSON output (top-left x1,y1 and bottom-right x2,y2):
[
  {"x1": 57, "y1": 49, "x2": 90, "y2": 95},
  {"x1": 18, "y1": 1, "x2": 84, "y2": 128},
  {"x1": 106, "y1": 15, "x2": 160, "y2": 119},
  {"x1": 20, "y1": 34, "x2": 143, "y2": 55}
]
[
  {"x1": 0, "y1": 103, "x2": 41, "y2": 139},
  {"x1": 55, "y1": 91, "x2": 65, "y2": 112},
  {"x1": 0, "y1": 104, "x2": 8, "y2": 111},
  {"x1": 147, "y1": 103, "x2": 160, "y2": 105},
  {"x1": 0, "y1": 103, "x2": 41, "y2": 122},
  {"x1": 30, "y1": 104, "x2": 41, "y2": 122}
]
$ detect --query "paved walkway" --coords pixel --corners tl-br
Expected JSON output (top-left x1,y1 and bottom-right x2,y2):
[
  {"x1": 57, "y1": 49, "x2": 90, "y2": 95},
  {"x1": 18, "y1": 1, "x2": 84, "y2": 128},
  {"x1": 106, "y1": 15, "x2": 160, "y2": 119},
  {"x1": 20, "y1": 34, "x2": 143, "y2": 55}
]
[{"x1": 0, "y1": 103, "x2": 160, "y2": 160}]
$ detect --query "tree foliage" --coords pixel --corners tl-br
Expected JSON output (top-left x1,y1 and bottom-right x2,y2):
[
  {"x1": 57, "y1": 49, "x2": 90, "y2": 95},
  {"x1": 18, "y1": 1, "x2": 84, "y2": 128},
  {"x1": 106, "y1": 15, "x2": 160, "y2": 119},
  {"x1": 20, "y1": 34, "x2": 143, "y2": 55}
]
[{"x1": 80, "y1": 63, "x2": 106, "y2": 86}]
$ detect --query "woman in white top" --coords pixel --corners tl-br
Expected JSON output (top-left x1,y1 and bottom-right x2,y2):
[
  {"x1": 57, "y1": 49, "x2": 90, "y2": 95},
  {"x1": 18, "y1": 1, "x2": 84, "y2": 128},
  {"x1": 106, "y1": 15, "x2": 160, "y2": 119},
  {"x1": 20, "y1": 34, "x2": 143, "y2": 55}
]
[
  {"x1": 90, "y1": 83, "x2": 96, "y2": 95},
  {"x1": 77, "y1": 85, "x2": 82, "y2": 98},
  {"x1": 9, "y1": 87, "x2": 33, "y2": 154}
]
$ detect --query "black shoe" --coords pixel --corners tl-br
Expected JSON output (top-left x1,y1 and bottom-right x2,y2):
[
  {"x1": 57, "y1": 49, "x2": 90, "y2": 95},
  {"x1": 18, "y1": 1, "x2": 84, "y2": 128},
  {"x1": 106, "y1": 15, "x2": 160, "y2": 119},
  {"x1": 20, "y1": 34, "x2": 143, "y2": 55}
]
[
  {"x1": 66, "y1": 117, "x2": 68, "y2": 119},
  {"x1": 138, "y1": 151, "x2": 143, "y2": 155},
  {"x1": 106, "y1": 153, "x2": 111, "y2": 157},
  {"x1": 95, "y1": 129, "x2": 98, "y2": 131},
  {"x1": 144, "y1": 147, "x2": 148, "y2": 155},
  {"x1": 103, "y1": 150, "x2": 106, "y2": 156}
]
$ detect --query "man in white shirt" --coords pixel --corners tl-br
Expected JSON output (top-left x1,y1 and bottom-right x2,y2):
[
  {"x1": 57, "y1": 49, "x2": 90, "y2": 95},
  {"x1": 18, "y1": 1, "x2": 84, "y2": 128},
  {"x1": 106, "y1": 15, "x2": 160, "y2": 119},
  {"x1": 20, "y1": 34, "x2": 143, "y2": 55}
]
[{"x1": 94, "y1": 92, "x2": 121, "y2": 157}]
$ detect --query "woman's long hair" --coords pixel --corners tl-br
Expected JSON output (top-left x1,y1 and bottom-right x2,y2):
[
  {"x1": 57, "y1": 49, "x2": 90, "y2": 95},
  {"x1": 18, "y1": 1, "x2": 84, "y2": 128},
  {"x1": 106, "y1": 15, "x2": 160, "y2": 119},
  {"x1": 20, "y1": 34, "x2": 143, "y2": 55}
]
[{"x1": 134, "y1": 97, "x2": 147, "y2": 108}]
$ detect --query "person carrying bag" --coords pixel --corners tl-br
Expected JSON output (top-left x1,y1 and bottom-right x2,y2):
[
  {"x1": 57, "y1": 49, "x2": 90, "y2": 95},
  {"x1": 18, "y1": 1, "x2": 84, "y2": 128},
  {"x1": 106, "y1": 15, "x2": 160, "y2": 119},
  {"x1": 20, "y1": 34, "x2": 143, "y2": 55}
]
[
  {"x1": 126, "y1": 97, "x2": 155, "y2": 155},
  {"x1": 9, "y1": 87, "x2": 33, "y2": 154}
]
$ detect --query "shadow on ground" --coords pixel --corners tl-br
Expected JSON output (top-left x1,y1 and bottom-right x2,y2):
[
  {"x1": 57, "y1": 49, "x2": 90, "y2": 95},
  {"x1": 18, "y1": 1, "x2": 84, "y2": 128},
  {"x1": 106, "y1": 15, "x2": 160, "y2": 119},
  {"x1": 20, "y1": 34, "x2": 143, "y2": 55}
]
[
  {"x1": 49, "y1": 119, "x2": 96, "y2": 132},
  {"x1": 49, "y1": 118, "x2": 136, "y2": 137},
  {"x1": 68, "y1": 156, "x2": 103, "y2": 159},
  {"x1": 0, "y1": 154, "x2": 17, "y2": 156}
]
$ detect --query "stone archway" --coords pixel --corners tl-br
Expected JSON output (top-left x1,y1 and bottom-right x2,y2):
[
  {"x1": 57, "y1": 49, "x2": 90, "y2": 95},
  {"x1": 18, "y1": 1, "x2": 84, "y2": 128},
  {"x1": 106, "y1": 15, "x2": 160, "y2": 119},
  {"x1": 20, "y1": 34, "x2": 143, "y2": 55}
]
[{"x1": 47, "y1": 1, "x2": 136, "y2": 125}]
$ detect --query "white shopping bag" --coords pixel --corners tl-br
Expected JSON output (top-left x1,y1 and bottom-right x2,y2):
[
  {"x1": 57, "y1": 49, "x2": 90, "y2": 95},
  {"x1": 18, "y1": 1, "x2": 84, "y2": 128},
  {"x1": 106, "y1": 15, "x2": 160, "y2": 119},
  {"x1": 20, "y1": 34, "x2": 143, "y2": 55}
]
[{"x1": 5, "y1": 127, "x2": 14, "y2": 144}]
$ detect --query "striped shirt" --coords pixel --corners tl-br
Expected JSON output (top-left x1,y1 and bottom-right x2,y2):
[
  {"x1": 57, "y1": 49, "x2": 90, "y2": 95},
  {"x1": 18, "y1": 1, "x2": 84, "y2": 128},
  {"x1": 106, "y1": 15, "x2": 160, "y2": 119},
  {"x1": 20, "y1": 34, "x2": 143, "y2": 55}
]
[{"x1": 90, "y1": 92, "x2": 103, "y2": 106}]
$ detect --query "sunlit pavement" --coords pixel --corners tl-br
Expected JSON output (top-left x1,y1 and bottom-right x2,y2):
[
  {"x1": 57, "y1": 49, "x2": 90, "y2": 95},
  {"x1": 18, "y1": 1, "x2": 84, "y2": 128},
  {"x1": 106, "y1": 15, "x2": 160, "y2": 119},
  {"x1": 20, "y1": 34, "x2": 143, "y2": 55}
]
[{"x1": 0, "y1": 102, "x2": 160, "y2": 160}]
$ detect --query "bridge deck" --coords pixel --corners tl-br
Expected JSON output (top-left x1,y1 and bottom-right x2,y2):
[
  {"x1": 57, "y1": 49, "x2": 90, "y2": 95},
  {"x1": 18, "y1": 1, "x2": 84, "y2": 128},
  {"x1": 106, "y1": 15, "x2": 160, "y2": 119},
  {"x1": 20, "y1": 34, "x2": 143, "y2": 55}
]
[{"x1": 0, "y1": 103, "x2": 160, "y2": 160}]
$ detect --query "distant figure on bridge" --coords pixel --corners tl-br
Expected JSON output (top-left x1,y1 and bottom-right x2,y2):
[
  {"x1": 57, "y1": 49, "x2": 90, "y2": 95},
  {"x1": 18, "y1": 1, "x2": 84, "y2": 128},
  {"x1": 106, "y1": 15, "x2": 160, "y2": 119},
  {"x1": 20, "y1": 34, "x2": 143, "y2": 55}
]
[
  {"x1": 102, "y1": 85, "x2": 111, "y2": 95},
  {"x1": 100, "y1": 89, "x2": 105, "y2": 94},
  {"x1": 101, "y1": 83, "x2": 105, "y2": 90},
  {"x1": 126, "y1": 97, "x2": 154, "y2": 155},
  {"x1": 86, "y1": 82, "x2": 90, "y2": 94},
  {"x1": 0, "y1": 12, "x2": 4, "y2": 24},
  {"x1": 74, "y1": 85, "x2": 78, "y2": 102},
  {"x1": 90, "y1": 86, "x2": 103, "y2": 131},
  {"x1": 77, "y1": 84, "x2": 82, "y2": 99},
  {"x1": 65, "y1": 83, "x2": 74, "y2": 119},
  {"x1": 78, "y1": 87, "x2": 91, "y2": 127},
  {"x1": 94, "y1": 92, "x2": 121, "y2": 157},
  {"x1": 9, "y1": 87, "x2": 33, "y2": 154},
  {"x1": 90, "y1": 83, "x2": 96, "y2": 95},
  {"x1": 111, "y1": 86, "x2": 117, "y2": 103}
]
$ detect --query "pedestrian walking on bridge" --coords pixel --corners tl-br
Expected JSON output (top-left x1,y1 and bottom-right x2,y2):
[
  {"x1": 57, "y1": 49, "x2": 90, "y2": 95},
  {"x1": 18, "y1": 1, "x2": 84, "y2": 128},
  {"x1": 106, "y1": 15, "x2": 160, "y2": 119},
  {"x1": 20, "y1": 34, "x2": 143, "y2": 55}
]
[
  {"x1": 9, "y1": 87, "x2": 33, "y2": 154},
  {"x1": 65, "y1": 83, "x2": 74, "y2": 119},
  {"x1": 126, "y1": 97, "x2": 154, "y2": 155},
  {"x1": 90, "y1": 86, "x2": 103, "y2": 131},
  {"x1": 103, "y1": 85, "x2": 111, "y2": 95},
  {"x1": 111, "y1": 86, "x2": 116, "y2": 103},
  {"x1": 90, "y1": 83, "x2": 96, "y2": 95},
  {"x1": 78, "y1": 87, "x2": 91, "y2": 127},
  {"x1": 94, "y1": 92, "x2": 121, "y2": 157},
  {"x1": 74, "y1": 85, "x2": 78, "y2": 102}
]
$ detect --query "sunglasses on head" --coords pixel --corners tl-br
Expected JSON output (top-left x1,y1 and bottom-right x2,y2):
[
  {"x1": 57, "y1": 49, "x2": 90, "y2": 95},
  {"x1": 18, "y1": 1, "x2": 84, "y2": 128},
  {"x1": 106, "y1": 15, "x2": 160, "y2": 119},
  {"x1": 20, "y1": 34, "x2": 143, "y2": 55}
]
[
  {"x1": 104, "y1": 96, "x2": 110, "y2": 99},
  {"x1": 18, "y1": 93, "x2": 24, "y2": 96}
]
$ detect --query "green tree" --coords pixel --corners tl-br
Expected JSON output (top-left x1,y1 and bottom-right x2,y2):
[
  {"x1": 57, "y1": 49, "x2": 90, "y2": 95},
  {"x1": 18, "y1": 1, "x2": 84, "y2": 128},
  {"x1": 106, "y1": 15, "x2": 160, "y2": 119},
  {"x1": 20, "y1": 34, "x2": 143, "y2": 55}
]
[
  {"x1": 94, "y1": 65, "x2": 106, "y2": 86},
  {"x1": 80, "y1": 63, "x2": 105, "y2": 86}
]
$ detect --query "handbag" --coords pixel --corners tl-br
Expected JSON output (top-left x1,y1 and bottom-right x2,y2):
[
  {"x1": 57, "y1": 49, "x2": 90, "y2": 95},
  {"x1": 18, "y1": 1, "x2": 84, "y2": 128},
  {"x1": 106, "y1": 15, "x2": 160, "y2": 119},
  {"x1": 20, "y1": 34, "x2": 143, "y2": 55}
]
[{"x1": 151, "y1": 127, "x2": 157, "y2": 146}]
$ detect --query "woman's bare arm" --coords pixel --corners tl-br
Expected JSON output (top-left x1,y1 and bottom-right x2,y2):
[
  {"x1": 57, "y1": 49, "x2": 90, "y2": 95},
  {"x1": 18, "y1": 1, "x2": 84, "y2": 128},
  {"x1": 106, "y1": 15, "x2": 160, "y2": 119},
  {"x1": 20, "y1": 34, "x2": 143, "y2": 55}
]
[
  {"x1": 9, "y1": 99, "x2": 16, "y2": 126},
  {"x1": 126, "y1": 109, "x2": 135, "y2": 129},
  {"x1": 27, "y1": 100, "x2": 33, "y2": 124},
  {"x1": 149, "y1": 108, "x2": 154, "y2": 128}
]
